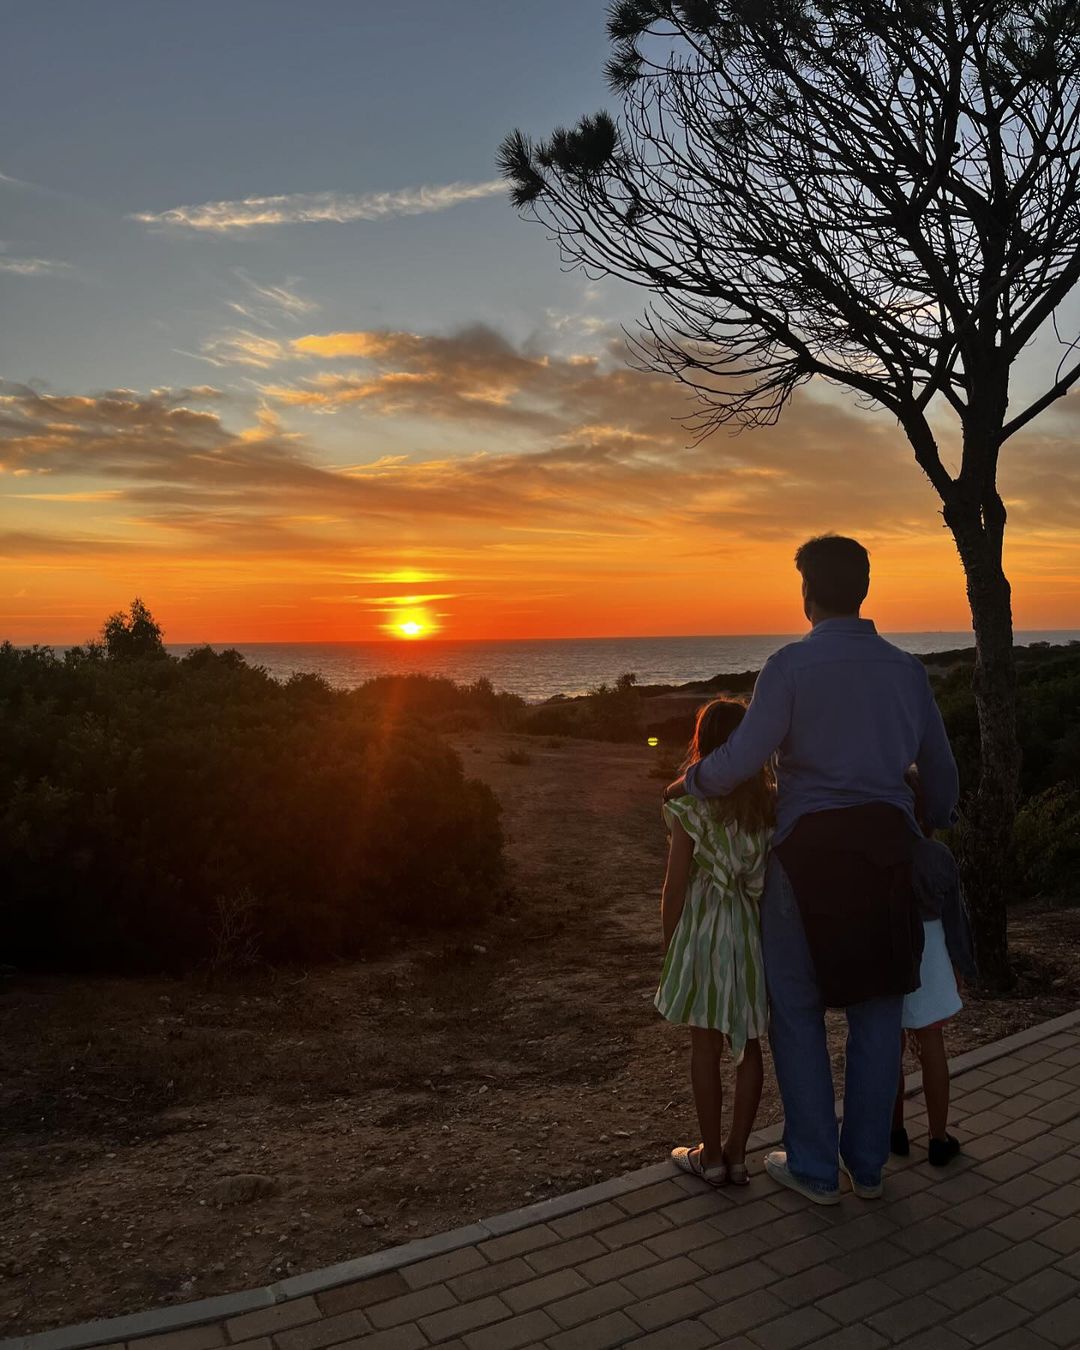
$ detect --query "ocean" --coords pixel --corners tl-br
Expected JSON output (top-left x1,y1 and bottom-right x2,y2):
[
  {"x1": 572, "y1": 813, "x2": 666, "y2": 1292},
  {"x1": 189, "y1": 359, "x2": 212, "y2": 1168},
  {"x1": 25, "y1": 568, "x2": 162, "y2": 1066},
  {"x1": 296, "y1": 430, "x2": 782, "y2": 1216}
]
[{"x1": 168, "y1": 630, "x2": 1080, "y2": 703}]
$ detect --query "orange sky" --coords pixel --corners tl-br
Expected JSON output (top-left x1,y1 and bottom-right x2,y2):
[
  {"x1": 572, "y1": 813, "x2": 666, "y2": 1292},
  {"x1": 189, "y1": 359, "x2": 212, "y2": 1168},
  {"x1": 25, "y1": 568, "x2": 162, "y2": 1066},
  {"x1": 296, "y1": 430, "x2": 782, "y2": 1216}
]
[{"x1": 2, "y1": 325, "x2": 1079, "y2": 644}]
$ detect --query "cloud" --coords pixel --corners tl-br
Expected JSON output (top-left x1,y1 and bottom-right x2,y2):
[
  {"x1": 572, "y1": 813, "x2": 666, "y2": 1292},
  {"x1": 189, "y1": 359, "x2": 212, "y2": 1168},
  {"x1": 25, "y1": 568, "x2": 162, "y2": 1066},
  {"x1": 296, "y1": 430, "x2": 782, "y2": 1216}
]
[
  {"x1": 132, "y1": 179, "x2": 505, "y2": 232},
  {"x1": 3, "y1": 328, "x2": 1078, "y2": 642},
  {"x1": 234, "y1": 271, "x2": 317, "y2": 316},
  {"x1": 193, "y1": 330, "x2": 293, "y2": 369},
  {"x1": 0, "y1": 254, "x2": 72, "y2": 277}
]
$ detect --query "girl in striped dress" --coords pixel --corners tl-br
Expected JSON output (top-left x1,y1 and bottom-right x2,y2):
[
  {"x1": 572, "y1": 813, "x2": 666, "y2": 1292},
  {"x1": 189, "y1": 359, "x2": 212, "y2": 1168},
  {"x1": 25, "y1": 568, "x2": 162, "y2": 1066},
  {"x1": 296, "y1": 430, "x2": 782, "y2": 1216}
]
[{"x1": 657, "y1": 699, "x2": 774, "y2": 1187}]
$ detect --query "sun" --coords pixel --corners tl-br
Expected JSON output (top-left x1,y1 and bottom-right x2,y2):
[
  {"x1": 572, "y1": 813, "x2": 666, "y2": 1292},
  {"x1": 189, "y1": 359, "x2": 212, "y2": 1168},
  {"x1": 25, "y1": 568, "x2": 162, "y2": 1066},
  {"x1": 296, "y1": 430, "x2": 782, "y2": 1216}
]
[{"x1": 396, "y1": 620, "x2": 426, "y2": 639}]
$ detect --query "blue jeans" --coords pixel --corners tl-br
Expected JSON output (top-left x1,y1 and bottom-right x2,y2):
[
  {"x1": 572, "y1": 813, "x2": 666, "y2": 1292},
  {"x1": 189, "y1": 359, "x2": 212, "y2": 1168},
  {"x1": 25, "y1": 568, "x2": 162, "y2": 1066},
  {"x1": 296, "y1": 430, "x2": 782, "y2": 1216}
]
[{"x1": 761, "y1": 857, "x2": 903, "y2": 1190}]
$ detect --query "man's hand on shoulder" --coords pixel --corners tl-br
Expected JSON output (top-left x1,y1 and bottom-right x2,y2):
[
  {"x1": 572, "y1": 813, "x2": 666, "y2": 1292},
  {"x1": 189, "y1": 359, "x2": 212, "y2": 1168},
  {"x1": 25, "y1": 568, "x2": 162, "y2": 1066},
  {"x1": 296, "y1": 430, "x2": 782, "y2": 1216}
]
[{"x1": 663, "y1": 777, "x2": 687, "y2": 803}]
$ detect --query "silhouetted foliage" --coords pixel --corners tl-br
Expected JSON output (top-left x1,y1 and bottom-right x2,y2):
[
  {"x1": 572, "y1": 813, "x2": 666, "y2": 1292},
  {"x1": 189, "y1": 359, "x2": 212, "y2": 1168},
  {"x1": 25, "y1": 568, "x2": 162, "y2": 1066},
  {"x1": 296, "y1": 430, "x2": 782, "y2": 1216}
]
[
  {"x1": 102, "y1": 597, "x2": 166, "y2": 661},
  {"x1": 0, "y1": 625, "x2": 505, "y2": 974},
  {"x1": 501, "y1": 2, "x2": 1080, "y2": 984}
]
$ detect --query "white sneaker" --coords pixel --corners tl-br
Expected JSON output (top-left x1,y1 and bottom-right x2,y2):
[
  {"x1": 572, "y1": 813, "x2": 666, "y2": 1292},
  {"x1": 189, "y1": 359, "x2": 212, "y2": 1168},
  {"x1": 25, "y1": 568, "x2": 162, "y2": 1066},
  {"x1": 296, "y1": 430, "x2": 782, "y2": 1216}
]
[
  {"x1": 764, "y1": 1151, "x2": 840, "y2": 1206},
  {"x1": 840, "y1": 1155, "x2": 884, "y2": 1199}
]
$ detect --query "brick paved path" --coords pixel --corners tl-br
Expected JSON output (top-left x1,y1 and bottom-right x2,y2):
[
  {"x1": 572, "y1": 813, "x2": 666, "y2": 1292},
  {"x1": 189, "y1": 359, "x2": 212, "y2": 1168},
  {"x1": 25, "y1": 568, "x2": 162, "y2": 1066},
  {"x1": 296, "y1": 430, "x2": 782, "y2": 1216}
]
[{"x1": 8, "y1": 1013, "x2": 1080, "y2": 1350}]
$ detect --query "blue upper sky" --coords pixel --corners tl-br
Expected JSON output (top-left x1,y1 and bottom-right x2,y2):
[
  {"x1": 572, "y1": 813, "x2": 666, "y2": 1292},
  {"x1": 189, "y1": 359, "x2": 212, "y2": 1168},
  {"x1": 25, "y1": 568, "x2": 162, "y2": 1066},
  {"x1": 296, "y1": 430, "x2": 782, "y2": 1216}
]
[{"x1": 0, "y1": 0, "x2": 632, "y2": 395}]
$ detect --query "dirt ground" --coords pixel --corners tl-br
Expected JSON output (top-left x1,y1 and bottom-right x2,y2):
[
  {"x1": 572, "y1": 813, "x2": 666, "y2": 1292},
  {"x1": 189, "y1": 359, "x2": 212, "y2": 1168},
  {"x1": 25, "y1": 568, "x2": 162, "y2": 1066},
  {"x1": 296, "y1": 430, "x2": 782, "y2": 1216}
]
[{"x1": 3, "y1": 731, "x2": 1079, "y2": 1336}]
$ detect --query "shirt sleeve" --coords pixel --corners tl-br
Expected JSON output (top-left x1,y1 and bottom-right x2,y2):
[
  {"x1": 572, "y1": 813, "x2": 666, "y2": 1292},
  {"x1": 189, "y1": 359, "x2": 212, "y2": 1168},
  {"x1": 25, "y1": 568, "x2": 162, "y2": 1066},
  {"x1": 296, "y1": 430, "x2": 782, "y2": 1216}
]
[
  {"x1": 915, "y1": 673, "x2": 960, "y2": 829},
  {"x1": 683, "y1": 654, "x2": 792, "y2": 799}
]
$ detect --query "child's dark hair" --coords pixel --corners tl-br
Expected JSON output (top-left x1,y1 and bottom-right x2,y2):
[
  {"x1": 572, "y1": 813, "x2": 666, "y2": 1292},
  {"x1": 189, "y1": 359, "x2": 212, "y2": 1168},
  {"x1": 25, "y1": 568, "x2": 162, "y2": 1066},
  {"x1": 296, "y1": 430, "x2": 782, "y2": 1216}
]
[{"x1": 685, "y1": 699, "x2": 775, "y2": 833}]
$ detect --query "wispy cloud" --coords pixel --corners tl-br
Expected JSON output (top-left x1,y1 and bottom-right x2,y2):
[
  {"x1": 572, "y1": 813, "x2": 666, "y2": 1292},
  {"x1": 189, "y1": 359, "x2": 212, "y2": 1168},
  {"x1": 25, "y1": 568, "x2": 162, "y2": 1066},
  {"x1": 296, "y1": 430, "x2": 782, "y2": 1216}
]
[
  {"x1": 0, "y1": 253, "x2": 72, "y2": 277},
  {"x1": 132, "y1": 179, "x2": 505, "y2": 233}
]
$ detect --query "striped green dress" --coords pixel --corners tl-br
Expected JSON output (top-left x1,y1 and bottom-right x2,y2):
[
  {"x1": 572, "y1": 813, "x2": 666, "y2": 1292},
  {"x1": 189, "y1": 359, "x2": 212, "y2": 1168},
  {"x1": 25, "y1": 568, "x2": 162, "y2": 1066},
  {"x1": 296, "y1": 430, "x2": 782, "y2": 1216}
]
[{"x1": 655, "y1": 795, "x2": 770, "y2": 1062}]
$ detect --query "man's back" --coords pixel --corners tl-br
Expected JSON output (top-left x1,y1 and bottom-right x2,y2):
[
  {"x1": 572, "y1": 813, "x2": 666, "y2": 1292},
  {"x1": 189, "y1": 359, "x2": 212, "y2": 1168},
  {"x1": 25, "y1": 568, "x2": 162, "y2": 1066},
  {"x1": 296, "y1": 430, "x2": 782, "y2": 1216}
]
[{"x1": 684, "y1": 617, "x2": 958, "y2": 842}]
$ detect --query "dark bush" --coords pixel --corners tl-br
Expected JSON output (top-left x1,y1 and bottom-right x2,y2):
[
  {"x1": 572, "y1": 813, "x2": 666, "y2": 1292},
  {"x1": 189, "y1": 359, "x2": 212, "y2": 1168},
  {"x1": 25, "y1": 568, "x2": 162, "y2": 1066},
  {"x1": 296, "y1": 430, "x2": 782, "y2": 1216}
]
[
  {"x1": 1013, "y1": 784, "x2": 1080, "y2": 903},
  {"x1": 0, "y1": 638, "x2": 504, "y2": 973}
]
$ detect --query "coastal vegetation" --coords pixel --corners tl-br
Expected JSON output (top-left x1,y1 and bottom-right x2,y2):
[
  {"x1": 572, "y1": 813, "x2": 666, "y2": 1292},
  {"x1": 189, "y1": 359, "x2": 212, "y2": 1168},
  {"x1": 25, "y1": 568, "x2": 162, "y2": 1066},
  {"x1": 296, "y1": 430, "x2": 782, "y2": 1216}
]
[
  {"x1": 0, "y1": 603, "x2": 504, "y2": 974},
  {"x1": 1, "y1": 600, "x2": 1075, "y2": 981}
]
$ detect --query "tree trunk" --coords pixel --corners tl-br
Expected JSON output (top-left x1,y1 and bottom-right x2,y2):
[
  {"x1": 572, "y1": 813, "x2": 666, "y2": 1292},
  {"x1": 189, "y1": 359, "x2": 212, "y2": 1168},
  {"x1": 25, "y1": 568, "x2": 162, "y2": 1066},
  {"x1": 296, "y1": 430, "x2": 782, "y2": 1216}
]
[{"x1": 945, "y1": 494, "x2": 1020, "y2": 991}]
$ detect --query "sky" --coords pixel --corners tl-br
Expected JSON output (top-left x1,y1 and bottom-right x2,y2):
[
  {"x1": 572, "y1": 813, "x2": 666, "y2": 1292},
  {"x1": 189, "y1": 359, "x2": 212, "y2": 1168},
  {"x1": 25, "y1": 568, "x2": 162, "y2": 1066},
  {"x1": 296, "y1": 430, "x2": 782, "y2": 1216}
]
[{"x1": 1, "y1": 0, "x2": 1078, "y2": 645}]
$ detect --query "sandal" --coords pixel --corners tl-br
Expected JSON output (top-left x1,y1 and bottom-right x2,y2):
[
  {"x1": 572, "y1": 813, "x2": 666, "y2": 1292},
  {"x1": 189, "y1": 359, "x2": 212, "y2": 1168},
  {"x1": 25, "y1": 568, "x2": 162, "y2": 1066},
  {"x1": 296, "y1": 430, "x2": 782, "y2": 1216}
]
[
  {"x1": 725, "y1": 1157, "x2": 750, "y2": 1187},
  {"x1": 671, "y1": 1145, "x2": 728, "y2": 1188}
]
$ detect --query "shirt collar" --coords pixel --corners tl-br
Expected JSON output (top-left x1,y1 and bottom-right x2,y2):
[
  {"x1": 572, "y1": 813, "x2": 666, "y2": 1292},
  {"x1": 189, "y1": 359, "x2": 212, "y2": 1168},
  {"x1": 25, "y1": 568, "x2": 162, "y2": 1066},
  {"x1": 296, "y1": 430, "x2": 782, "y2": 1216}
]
[{"x1": 803, "y1": 617, "x2": 878, "y2": 640}]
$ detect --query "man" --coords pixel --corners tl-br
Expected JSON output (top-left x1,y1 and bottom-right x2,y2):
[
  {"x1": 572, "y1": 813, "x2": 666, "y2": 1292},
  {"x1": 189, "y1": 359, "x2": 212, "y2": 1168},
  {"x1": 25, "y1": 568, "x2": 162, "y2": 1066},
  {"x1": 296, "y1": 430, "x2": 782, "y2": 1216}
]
[{"x1": 665, "y1": 535, "x2": 958, "y2": 1203}]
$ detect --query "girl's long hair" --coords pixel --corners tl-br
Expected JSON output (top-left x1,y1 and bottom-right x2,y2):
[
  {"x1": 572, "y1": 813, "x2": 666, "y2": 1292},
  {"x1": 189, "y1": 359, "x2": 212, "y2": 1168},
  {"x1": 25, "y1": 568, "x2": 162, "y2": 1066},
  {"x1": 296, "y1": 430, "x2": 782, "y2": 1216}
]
[{"x1": 684, "y1": 698, "x2": 775, "y2": 833}]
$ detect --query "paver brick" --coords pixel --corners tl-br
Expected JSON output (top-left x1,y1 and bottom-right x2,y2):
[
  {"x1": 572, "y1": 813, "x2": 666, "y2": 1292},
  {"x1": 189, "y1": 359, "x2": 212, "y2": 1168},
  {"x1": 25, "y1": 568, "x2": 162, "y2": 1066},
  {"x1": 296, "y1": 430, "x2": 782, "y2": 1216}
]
[
  {"x1": 615, "y1": 1181, "x2": 690, "y2": 1216},
  {"x1": 477, "y1": 1224, "x2": 560, "y2": 1264},
  {"x1": 332, "y1": 1327, "x2": 425, "y2": 1350},
  {"x1": 449, "y1": 1258, "x2": 535, "y2": 1302},
  {"x1": 1031, "y1": 1098, "x2": 1080, "y2": 1126},
  {"x1": 596, "y1": 1211, "x2": 672, "y2": 1250},
  {"x1": 402, "y1": 1244, "x2": 487, "y2": 1290},
  {"x1": 131, "y1": 1329, "x2": 226, "y2": 1350},
  {"x1": 625, "y1": 1283, "x2": 714, "y2": 1332},
  {"x1": 620, "y1": 1254, "x2": 704, "y2": 1299},
  {"x1": 1034, "y1": 1182, "x2": 1080, "y2": 1217},
  {"x1": 746, "y1": 1306, "x2": 837, "y2": 1350},
  {"x1": 930, "y1": 1264, "x2": 1005, "y2": 1312},
  {"x1": 226, "y1": 1298, "x2": 320, "y2": 1342},
  {"x1": 944, "y1": 1292, "x2": 1032, "y2": 1345},
  {"x1": 771, "y1": 1261, "x2": 847, "y2": 1307},
  {"x1": 546, "y1": 1279, "x2": 631, "y2": 1328},
  {"x1": 983, "y1": 1238, "x2": 1058, "y2": 1280},
  {"x1": 501, "y1": 1269, "x2": 589, "y2": 1314},
  {"x1": 880, "y1": 1253, "x2": 956, "y2": 1296},
  {"x1": 624, "y1": 1318, "x2": 717, "y2": 1349},
  {"x1": 462, "y1": 1307, "x2": 559, "y2": 1350},
  {"x1": 886, "y1": 1331, "x2": 968, "y2": 1350},
  {"x1": 695, "y1": 1260, "x2": 775, "y2": 1306},
  {"x1": 523, "y1": 1233, "x2": 606, "y2": 1274},
  {"x1": 973, "y1": 1151, "x2": 1034, "y2": 1183},
  {"x1": 711, "y1": 1200, "x2": 786, "y2": 1237},
  {"x1": 991, "y1": 1173, "x2": 1055, "y2": 1207},
  {"x1": 762, "y1": 1235, "x2": 841, "y2": 1277},
  {"x1": 277, "y1": 1307, "x2": 375, "y2": 1350},
  {"x1": 830, "y1": 1238, "x2": 908, "y2": 1279},
  {"x1": 866, "y1": 1294, "x2": 951, "y2": 1342},
  {"x1": 659, "y1": 1193, "x2": 731, "y2": 1226},
  {"x1": 937, "y1": 1226, "x2": 1011, "y2": 1269},
  {"x1": 944, "y1": 1193, "x2": 1013, "y2": 1228},
  {"x1": 692, "y1": 1233, "x2": 768, "y2": 1275},
  {"x1": 1034, "y1": 1154, "x2": 1080, "y2": 1184},
  {"x1": 543, "y1": 1309, "x2": 640, "y2": 1350},
  {"x1": 816, "y1": 1276, "x2": 900, "y2": 1325},
  {"x1": 979, "y1": 1334, "x2": 1059, "y2": 1350},
  {"x1": 367, "y1": 1283, "x2": 456, "y2": 1331},
  {"x1": 701, "y1": 1290, "x2": 788, "y2": 1340},
  {"x1": 1006, "y1": 1265, "x2": 1079, "y2": 1312},
  {"x1": 317, "y1": 1271, "x2": 410, "y2": 1316},
  {"x1": 646, "y1": 1218, "x2": 730, "y2": 1259},
  {"x1": 990, "y1": 1204, "x2": 1058, "y2": 1241},
  {"x1": 576, "y1": 1241, "x2": 657, "y2": 1285},
  {"x1": 891, "y1": 1214, "x2": 964, "y2": 1255},
  {"x1": 550, "y1": 1202, "x2": 627, "y2": 1240},
  {"x1": 1040, "y1": 1216, "x2": 1080, "y2": 1255},
  {"x1": 801, "y1": 1328, "x2": 887, "y2": 1350},
  {"x1": 1029, "y1": 1296, "x2": 1080, "y2": 1347},
  {"x1": 418, "y1": 1294, "x2": 511, "y2": 1343}
]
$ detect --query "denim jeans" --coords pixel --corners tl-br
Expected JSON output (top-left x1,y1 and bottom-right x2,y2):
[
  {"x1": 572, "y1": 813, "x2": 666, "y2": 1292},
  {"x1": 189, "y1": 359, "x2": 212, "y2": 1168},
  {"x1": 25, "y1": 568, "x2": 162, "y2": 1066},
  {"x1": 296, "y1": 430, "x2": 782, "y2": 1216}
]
[{"x1": 761, "y1": 856, "x2": 903, "y2": 1190}]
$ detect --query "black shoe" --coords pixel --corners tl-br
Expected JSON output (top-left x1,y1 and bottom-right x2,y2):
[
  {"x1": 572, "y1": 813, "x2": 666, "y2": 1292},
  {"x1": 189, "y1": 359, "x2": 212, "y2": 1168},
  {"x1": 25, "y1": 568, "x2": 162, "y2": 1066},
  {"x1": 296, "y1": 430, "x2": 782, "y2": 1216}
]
[
  {"x1": 928, "y1": 1134, "x2": 961, "y2": 1167},
  {"x1": 890, "y1": 1127, "x2": 910, "y2": 1157}
]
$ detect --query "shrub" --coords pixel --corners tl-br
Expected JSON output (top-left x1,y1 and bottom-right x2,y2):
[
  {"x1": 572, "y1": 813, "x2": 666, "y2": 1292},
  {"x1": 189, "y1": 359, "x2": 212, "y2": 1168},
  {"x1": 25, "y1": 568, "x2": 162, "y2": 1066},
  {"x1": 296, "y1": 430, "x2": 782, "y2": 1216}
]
[
  {"x1": 0, "y1": 633, "x2": 504, "y2": 973},
  {"x1": 1013, "y1": 784, "x2": 1080, "y2": 903}
]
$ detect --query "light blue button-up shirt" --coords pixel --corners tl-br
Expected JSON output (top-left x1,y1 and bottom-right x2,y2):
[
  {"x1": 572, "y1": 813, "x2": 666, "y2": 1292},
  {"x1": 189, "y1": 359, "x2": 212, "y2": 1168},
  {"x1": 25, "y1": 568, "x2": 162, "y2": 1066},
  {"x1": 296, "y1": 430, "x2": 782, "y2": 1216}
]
[{"x1": 683, "y1": 618, "x2": 959, "y2": 844}]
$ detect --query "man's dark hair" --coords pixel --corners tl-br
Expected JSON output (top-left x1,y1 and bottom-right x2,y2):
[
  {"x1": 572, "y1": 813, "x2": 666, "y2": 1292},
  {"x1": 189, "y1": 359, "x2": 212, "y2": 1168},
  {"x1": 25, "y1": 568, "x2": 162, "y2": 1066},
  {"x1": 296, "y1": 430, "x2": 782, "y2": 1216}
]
[{"x1": 794, "y1": 535, "x2": 870, "y2": 614}]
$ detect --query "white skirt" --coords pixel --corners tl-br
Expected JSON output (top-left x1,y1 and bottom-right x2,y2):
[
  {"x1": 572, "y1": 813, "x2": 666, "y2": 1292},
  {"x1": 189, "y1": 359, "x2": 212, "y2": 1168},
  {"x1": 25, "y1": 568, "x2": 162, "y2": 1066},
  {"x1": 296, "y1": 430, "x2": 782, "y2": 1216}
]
[{"x1": 902, "y1": 919, "x2": 962, "y2": 1030}]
